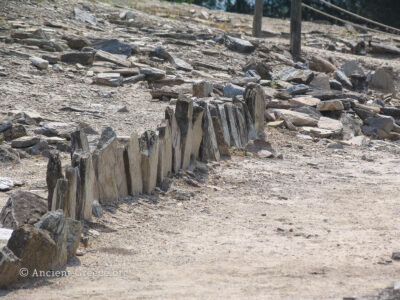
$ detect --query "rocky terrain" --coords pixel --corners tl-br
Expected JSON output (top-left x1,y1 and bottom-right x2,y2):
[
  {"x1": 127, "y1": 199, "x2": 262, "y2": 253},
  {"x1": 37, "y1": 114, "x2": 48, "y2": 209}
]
[{"x1": 1, "y1": 0, "x2": 400, "y2": 299}]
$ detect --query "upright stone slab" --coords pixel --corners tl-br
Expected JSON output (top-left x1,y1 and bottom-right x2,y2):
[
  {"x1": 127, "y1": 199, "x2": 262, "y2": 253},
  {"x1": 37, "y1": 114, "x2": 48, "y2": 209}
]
[
  {"x1": 175, "y1": 99, "x2": 193, "y2": 169},
  {"x1": 199, "y1": 101, "x2": 220, "y2": 162},
  {"x1": 64, "y1": 166, "x2": 77, "y2": 219},
  {"x1": 116, "y1": 145, "x2": 129, "y2": 197},
  {"x1": 209, "y1": 105, "x2": 230, "y2": 157},
  {"x1": 70, "y1": 129, "x2": 89, "y2": 154},
  {"x1": 224, "y1": 103, "x2": 242, "y2": 148},
  {"x1": 51, "y1": 179, "x2": 69, "y2": 212},
  {"x1": 73, "y1": 152, "x2": 95, "y2": 220},
  {"x1": 244, "y1": 83, "x2": 265, "y2": 137},
  {"x1": 240, "y1": 101, "x2": 258, "y2": 140},
  {"x1": 217, "y1": 104, "x2": 231, "y2": 148},
  {"x1": 157, "y1": 121, "x2": 172, "y2": 186},
  {"x1": 191, "y1": 105, "x2": 205, "y2": 162},
  {"x1": 140, "y1": 131, "x2": 159, "y2": 194},
  {"x1": 46, "y1": 151, "x2": 63, "y2": 210},
  {"x1": 124, "y1": 133, "x2": 142, "y2": 195},
  {"x1": 165, "y1": 107, "x2": 182, "y2": 173},
  {"x1": 233, "y1": 101, "x2": 250, "y2": 145},
  {"x1": 92, "y1": 127, "x2": 119, "y2": 206}
]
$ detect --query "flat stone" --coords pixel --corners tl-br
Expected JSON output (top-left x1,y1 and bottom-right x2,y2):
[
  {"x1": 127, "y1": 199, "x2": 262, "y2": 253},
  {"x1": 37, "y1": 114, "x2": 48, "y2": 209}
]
[
  {"x1": 29, "y1": 56, "x2": 48, "y2": 70},
  {"x1": 74, "y1": 7, "x2": 97, "y2": 26},
  {"x1": 267, "y1": 120, "x2": 285, "y2": 127},
  {"x1": 224, "y1": 103, "x2": 242, "y2": 148},
  {"x1": 95, "y1": 73, "x2": 122, "y2": 87},
  {"x1": 217, "y1": 104, "x2": 231, "y2": 148},
  {"x1": 290, "y1": 97, "x2": 320, "y2": 107},
  {"x1": 11, "y1": 136, "x2": 40, "y2": 148},
  {"x1": 317, "y1": 100, "x2": 344, "y2": 111},
  {"x1": 362, "y1": 116, "x2": 396, "y2": 139},
  {"x1": 46, "y1": 151, "x2": 63, "y2": 210},
  {"x1": 170, "y1": 55, "x2": 192, "y2": 72},
  {"x1": 209, "y1": 105, "x2": 230, "y2": 157},
  {"x1": 329, "y1": 80, "x2": 343, "y2": 91},
  {"x1": 271, "y1": 109, "x2": 319, "y2": 127},
  {"x1": 341, "y1": 60, "x2": 364, "y2": 77},
  {"x1": 286, "y1": 84, "x2": 311, "y2": 95},
  {"x1": 60, "y1": 52, "x2": 94, "y2": 65},
  {"x1": 92, "y1": 39, "x2": 133, "y2": 56},
  {"x1": 140, "y1": 68, "x2": 166, "y2": 81},
  {"x1": 116, "y1": 145, "x2": 129, "y2": 198},
  {"x1": 317, "y1": 116, "x2": 343, "y2": 134},
  {"x1": 225, "y1": 36, "x2": 255, "y2": 53},
  {"x1": 279, "y1": 67, "x2": 314, "y2": 84},
  {"x1": 301, "y1": 127, "x2": 334, "y2": 138},
  {"x1": 199, "y1": 101, "x2": 220, "y2": 162},
  {"x1": 0, "y1": 145, "x2": 20, "y2": 163}
]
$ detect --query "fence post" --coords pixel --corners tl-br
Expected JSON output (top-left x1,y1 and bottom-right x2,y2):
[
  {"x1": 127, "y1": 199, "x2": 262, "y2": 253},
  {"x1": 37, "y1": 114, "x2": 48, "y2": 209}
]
[
  {"x1": 290, "y1": 0, "x2": 302, "y2": 59},
  {"x1": 252, "y1": 0, "x2": 264, "y2": 37}
]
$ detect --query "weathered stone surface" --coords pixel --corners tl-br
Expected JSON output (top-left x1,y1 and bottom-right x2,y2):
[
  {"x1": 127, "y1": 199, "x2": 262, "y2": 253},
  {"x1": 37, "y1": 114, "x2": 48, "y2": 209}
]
[
  {"x1": 279, "y1": 67, "x2": 314, "y2": 84},
  {"x1": 370, "y1": 68, "x2": 395, "y2": 93},
  {"x1": 290, "y1": 97, "x2": 320, "y2": 107},
  {"x1": 73, "y1": 152, "x2": 95, "y2": 220},
  {"x1": 286, "y1": 84, "x2": 311, "y2": 95},
  {"x1": 317, "y1": 117, "x2": 343, "y2": 135},
  {"x1": 244, "y1": 83, "x2": 265, "y2": 136},
  {"x1": 209, "y1": 105, "x2": 230, "y2": 157},
  {"x1": 92, "y1": 39, "x2": 133, "y2": 56},
  {"x1": 350, "y1": 73, "x2": 368, "y2": 93},
  {"x1": 0, "y1": 178, "x2": 15, "y2": 192},
  {"x1": 60, "y1": 52, "x2": 94, "y2": 65},
  {"x1": 224, "y1": 83, "x2": 244, "y2": 98},
  {"x1": 3, "y1": 124, "x2": 27, "y2": 141},
  {"x1": 0, "y1": 191, "x2": 47, "y2": 229},
  {"x1": 157, "y1": 121, "x2": 172, "y2": 186},
  {"x1": 140, "y1": 68, "x2": 166, "y2": 81},
  {"x1": 243, "y1": 59, "x2": 272, "y2": 80},
  {"x1": 224, "y1": 103, "x2": 242, "y2": 148},
  {"x1": 170, "y1": 55, "x2": 192, "y2": 72},
  {"x1": 95, "y1": 50, "x2": 131, "y2": 68},
  {"x1": 46, "y1": 151, "x2": 63, "y2": 210},
  {"x1": 95, "y1": 73, "x2": 122, "y2": 87},
  {"x1": 65, "y1": 35, "x2": 91, "y2": 50},
  {"x1": 362, "y1": 116, "x2": 398, "y2": 139},
  {"x1": 7, "y1": 224, "x2": 56, "y2": 274},
  {"x1": 74, "y1": 7, "x2": 97, "y2": 26},
  {"x1": 116, "y1": 145, "x2": 129, "y2": 197},
  {"x1": 341, "y1": 60, "x2": 364, "y2": 77},
  {"x1": 270, "y1": 109, "x2": 319, "y2": 127},
  {"x1": 329, "y1": 79, "x2": 343, "y2": 91},
  {"x1": 0, "y1": 246, "x2": 21, "y2": 288},
  {"x1": 309, "y1": 73, "x2": 330, "y2": 90},
  {"x1": 63, "y1": 166, "x2": 78, "y2": 219},
  {"x1": 199, "y1": 101, "x2": 220, "y2": 162},
  {"x1": 301, "y1": 126, "x2": 335, "y2": 138},
  {"x1": 188, "y1": 105, "x2": 204, "y2": 163},
  {"x1": 241, "y1": 101, "x2": 258, "y2": 141},
  {"x1": 334, "y1": 70, "x2": 353, "y2": 89},
  {"x1": 233, "y1": 102, "x2": 250, "y2": 146},
  {"x1": 217, "y1": 104, "x2": 231, "y2": 148},
  {"x1": 193, "y1": 81, "x2": 213, "y2": 98},
  {"x1": 125, "y1": 133, "x2": 143, "y2": 195},
  {"x1": 340, "y1": 112, "x2": 363, "y2": 140},
  {"x1": 309, "y1": 56, "x2": 336, "y2": 73},
  {"x1": 165, "y1": 107, "x2": 182, "y2": 173},
  {"x1": 51, "y1": 179, "x2": 69, "y2": 212},
  {"x1": 140, "y1": 131, "x2": 159, "y2": 194},
  {"x1": 92, "y1": 128, "x2": 119, "y2": 206},
  {"x1": 225, "y1": 36, "x2": 255, "y2": 53},
  {"x1": 65, "y1": 218, "x2": 82, "y2": 258},
  {"x1": 11, "y1": 136, "x2": 40, "y2": 148},
  {"x1": 317, "y1": 100, "x2": 344, "y2": 111},
  {"x1": 175, "y1": 99, "x2": 193, "y2": 169},
  {"x1": 70, "y1": 130, "x2": 90, "y2": 154},
  {"x1": 30, "y1": 56, "x2": 48, "y2": 70},
  {"x1": 0, "y1": 145, "x2": 20, "y2": 163}
]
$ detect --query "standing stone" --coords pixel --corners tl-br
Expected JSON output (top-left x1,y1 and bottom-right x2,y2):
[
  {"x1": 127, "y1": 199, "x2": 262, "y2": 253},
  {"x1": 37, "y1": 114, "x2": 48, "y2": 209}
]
[
  {"x1": 209, "y1": 105, "x2": 230, "y2": 157},
  {"x1": 7, "y1": 225, "x2": 56, "y2": 275},
  {"x1": 370, "y1": 68, "x2": 396, "y2": 93},
  {"x1": 73, "y1": 152, "x2": 95, "y2": 220},
  {"x1": 241, "y1": 101, "x2": 258, "y2": 140},
  {"x1": 165, "y1": 107, "x2": 182, "y2": 173},
  {"x1": 193, "y1": 81, "x2": 213, "y2": 98},
  {"x1": 51, "y1": 179, "x2": 69, "y2": 212},
  {"x1": 64, "y1": 166, "x2": 77, "y2": 219},
  {"x1": 244, "y1": 83, "x2": 265, "y2": 137},
  {"x1": 46, "y1": 151, "x2": 63, "y2": 210},
  {"x1": 199, "y1": 101, "x2": 220, "y2": 162},
  {"x1": 217, "y1": 104, "x2": 231, "y2": 148},
  {"x1": 116, "y1": 145, "x2": 129, "y2": 197},
  {"x1": 224, "y1": 103, "x2": 242, "y2": 148},
  {"x1": 92, "y1": 128, "x2": 119, "y2": 206},
  {"x1": 157, "y1": 121, "x2": 172, "y2": 186},
  {"x1": 0, "y1": 191, "x2": 47, "y2": 230},
  {"x1": 233, "y1": 104, "x2": 249, "y2": 146},
  {"x1": 70, "y1": 130, "x2": 90, "y2": 154},
  {"x1": 175, "y1": 99, "x2": 193, "y2": 169},
  {"x1": 0, "y1": 246, "x2": 21, "y2": 288},
  {"x1": 124, "y1": 133, "x2": 142, "y2": 195},
  {"x1": 140, "y1": 131, "x2": 159, "y2": 194},
  {"x1": 191, "y1": 105, "x2": 205, "y2": 162}
]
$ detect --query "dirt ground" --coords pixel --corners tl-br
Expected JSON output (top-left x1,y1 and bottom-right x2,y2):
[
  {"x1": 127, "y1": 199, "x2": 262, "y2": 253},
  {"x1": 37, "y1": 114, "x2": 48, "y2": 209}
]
[{"x1": 2, "y1": 129, "x2": 400, "y2": 300}]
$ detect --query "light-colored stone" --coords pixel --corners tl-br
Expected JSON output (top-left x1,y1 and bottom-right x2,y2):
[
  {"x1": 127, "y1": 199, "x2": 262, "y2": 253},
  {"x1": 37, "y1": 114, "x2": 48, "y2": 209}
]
[
  {"x1": 217, "y1": 104, "x2": 231, "y2": 148},
  {"x1": 116, "y1": 145, "x2": 129, "y2": 197},
  {"x1": 165, "y1": 107, "x2": 182, "y2": 173},
  {"x1": 290, "y1": 97, "x2": 321, "y2": 107},
  {"x1": 191, "y1": 105, "x2": 204, "y2": 161},
  {"x1": 140, "y1": 131, "x2": 159, "y2": 194},
  {"x1": 175, "y1": 99, "x2": 193, "y2": 169},
  {"x1": 199, "y1": 101, "x2": 220, "y2": 162},
  {"x1": 317, "y1": 117, "x2": 343, "y2": 135},
  {"x1": 157, "y1": 121, "x2": 172, "y2": 186},
  {"x1": 11, "y1": 136, "x2": 40, "y2": 148},
  {"x1": 209, "y1": 105, "x2": 230, "y2": 157},
  {"x1": 0, "y1": 246, "x2": 21, "y2": 288},
  {"x1": 309, "y1": 56, "x2": 336, "y2": 73},
  {"x1": 30, "y1": 56, "x2": 49, "y2": 70},
  {"x1": 309, "y1": 73, "x2": 330, "y2": 90},
  {"x1": 370, "y1": 68, "x2": 395, "y2": 93},
  {"x1": 271, "y1": 109, "x2": 319, "y2": 127},
  {"x1": 125, "y1": 133, "x2": 143, "y2": 195},
  {"x1": 317, "y1": 100, "x2": 344, "y2": 111},
  {"x1": 224, "y1": 103, "x2": 242, "y2": 148}
]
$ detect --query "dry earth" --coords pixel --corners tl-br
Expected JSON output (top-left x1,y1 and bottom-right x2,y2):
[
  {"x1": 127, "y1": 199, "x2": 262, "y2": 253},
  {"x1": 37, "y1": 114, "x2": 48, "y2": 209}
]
[{"x1": 1, "y1": 0, "x2": 400, "y2": 299}]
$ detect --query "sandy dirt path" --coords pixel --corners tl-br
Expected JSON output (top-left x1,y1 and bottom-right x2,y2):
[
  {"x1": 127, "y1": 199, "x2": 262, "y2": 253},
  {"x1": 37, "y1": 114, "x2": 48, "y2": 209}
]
[{"x1": 3, "y1": 130, "x2": 400, "y2": 300}]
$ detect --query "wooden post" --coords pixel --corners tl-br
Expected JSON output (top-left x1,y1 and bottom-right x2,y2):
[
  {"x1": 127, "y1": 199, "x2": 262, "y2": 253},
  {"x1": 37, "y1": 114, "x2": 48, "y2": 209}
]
[
  {"x1": 290, "y1": 0, "x2": 302, "y2": 59},
  {"x1": 252, "y1": 0, "x2": 264, "y2": 37}
]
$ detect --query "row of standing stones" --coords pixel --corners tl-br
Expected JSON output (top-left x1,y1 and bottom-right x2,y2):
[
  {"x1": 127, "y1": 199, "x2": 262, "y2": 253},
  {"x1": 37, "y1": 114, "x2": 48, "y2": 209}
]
[{"x1": 0, "y1": 83, "x2": 266, "y2": 288}]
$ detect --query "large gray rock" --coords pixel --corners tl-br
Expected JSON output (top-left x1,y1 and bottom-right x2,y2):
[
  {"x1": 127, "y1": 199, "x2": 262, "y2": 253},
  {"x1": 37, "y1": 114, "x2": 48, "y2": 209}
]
[
  {"x1": 191, "y1": 105, "x2": 205, "y2": 162},
  {"x1": 270, "y1": 109, "x2": 319, "y2": 127},
  {"x1": 225, "y1": 36, "x2": 255, "y2": 53},
  {"x1": 0, "y1": 145, "x2": 20, "y2": 163},
  {"x1": 224, "y1": 103, "x2": 242, "y2": 148},
  {"x1": 244, "y1": 83, "x2": 265, "y2": 137},
  {"x1": 165, "y1": 107, "x2": 182, "y2": 173},
  {"x1": 11, "y1": 136, "x2": 40, "y2": 148},
  {"x1": 362, "y1": 116, "x2": 398, "y2": 139},
  {"x1": 157, "y1": 121, "x2": 172, "y2": 186},
  {"x1": 46, "y1": 152, "x2": 63, "y2": 210},
  {"x1": 70, "y1": 130, "x2": 90, "y2": 153},
  {"x1": 175, "y1": 99, "x2": 193, "y2": 169},
  {"x1": 125, "y1": 133, "x2": 143, "y2": 195},
  {"x1": 7, "y1": 224, "x2": 56, "y2": 275},
  {"x1": 370, "y1": 68, "x2": 396, "y2": 93},
  {"x1": 0, "y1": 246, "x2": 21, "y2": 288},
  {"x1": 140, "y1": 131, "x2": 159, "y2": 194},
  {"x1": 193, "y1": 81, "x2": 213, "y2": 98},
  {"x1": 199, "y1": 102, "x2": 220, "y2": 162},
  {"x1": 92, "y1": 128, "x2": 119, "y2": 206},
  {"x1": 0, "y1": 191, "x2": 47, "y2": 230},
  {"x1": 35, "y1": 210, "x2": 82, "y2": 269},
  {"x1": 73, "y1": 152, "x2": 95, "y2": 220}
]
